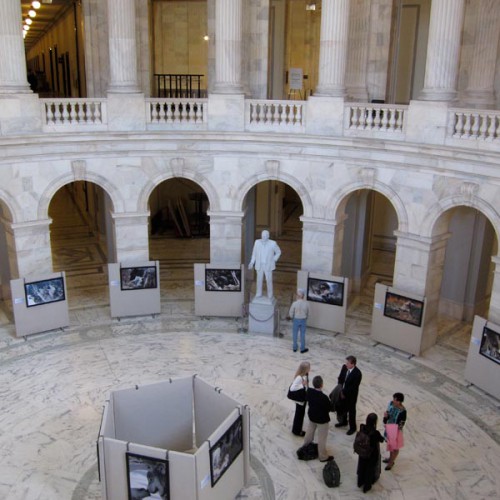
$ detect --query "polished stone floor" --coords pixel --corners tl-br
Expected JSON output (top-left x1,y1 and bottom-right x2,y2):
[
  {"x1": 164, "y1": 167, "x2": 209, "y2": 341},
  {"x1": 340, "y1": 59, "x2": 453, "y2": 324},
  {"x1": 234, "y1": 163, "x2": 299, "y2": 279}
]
[{"x1": 0, "y1": 189, "x2": 499, "y2": 499}]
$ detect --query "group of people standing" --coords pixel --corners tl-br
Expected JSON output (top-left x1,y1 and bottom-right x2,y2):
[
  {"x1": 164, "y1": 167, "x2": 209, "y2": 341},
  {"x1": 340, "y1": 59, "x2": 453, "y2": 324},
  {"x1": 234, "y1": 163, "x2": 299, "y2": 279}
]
[{"x1": 288, "y1": 356, "x2": 407, "y2": 493}]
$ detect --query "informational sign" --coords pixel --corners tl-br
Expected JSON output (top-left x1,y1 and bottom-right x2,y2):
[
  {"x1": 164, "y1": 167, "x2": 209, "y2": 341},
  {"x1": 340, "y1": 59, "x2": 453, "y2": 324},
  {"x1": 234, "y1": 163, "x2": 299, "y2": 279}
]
[{"x1": 289, "y1": 68, "x2": 303, "y2": 90}]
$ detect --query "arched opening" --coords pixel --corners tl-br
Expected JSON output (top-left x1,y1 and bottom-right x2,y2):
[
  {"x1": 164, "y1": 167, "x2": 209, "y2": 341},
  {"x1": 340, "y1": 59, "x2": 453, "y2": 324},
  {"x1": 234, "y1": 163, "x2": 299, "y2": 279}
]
[
  {"x1": 433, "y1": 206, "x2": 497, "y2": 347},
  {"x1": 243, "y1": 180, "x2": 304, "y2": 303},
  {"x1": 0, "y1": 200, "x2": 16, "y2": 316},
  {"x1": 338, "y1": 189, "x2": 398, "y2": 305},
  {"x1": 49, "y1": 182, "x2": 114, "y2": 303},
  {"x1": 148, "y1": 178, "x2": 210, "y2": 294}
]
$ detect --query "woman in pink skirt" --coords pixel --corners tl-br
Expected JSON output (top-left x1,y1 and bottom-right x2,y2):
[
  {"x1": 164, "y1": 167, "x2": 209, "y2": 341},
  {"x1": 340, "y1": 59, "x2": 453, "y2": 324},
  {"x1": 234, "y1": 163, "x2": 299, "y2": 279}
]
[{"x1": 383, "y1": 392, "x2": 407, "y2": 470}]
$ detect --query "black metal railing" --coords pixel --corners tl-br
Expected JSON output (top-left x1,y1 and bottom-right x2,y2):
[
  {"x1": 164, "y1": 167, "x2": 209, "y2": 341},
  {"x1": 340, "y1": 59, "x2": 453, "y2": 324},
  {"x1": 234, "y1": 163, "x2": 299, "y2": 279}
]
[{"x1": 154, "y1": 74, "x2": 205, "y2": 98}]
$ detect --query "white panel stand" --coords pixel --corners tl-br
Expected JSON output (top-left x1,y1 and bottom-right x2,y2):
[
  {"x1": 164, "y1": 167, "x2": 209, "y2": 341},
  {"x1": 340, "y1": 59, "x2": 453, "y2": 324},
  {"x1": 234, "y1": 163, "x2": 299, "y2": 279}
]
[
  {"x1": 464, "y1": 315, "x2": 500, "y2": 400},
  {"x1": 371, "y1": 283, "x2": 426, "y2": 356},
  {"x1": 248, "y1": 296, "x2": 279, "y2": 334},
  {"x1": 108, "y1": 261, "x2": 161, "y2": 319},
  {"x1": 297, "y1": 270, "x2": 348, "y2": 333},
  {"x1": 10, "y1": 272, "x2": 69, "y2": 337},
  {"x1": 194, "y1": 264, "x2": 245, "y2": 317}
]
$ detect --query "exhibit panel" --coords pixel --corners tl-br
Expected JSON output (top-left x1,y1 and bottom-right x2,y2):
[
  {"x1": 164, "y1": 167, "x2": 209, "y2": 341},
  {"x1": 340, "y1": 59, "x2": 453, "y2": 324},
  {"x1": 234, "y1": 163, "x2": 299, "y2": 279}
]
[
  {"x1": 194, "y1": 264, "x2": 245, "y2": 317},
  {"x1": 10, "y1": 271, "x2": 69, "y2": 337},
  {"x1": 108, "y1": 261, "x2": 161, "y2": 318},
  {"x1": 98, "y1": 376, "x2": 249, "y2": 500},
  {"x1": 297, "y1": 270, "x2": 348, "y2": 333},
  {"x1": 464, "y1": 316, "x2": 500, "y2": 400},
  {"x1": 371, "y1": 283, "x2": 426, "y2": 356}
]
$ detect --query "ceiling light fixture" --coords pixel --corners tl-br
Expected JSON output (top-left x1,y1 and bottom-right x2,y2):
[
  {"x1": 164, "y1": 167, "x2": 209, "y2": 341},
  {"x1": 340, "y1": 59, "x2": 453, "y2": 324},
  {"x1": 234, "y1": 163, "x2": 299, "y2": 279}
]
[
  {"x1": 23, "y1": 25, "x2": 30, "y2": 31},
  {"x1": 29, "y1": 9, "x2": 37, "y2": 18},
  {"x1": 32, "y1": 1, "x2": 41, "y2": 9},
  {"x1": 306, "y1": 2, "x2": 316, "y2": 10},
  {"x1": 26, "y1": 18, "x2": 33, "y2": 25}
]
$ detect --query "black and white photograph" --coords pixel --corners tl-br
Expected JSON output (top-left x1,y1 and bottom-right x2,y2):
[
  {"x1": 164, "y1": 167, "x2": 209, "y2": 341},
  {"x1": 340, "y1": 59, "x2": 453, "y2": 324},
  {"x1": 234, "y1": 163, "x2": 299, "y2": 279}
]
[
  {"x1": 205, "y1": 268, "x2": 242, "y2": 292},
  {"x1": 383, "y1": 291, "x2": 424, "y2": 327},
  {"x1": 307, "y1": 277, "x2": 344, "y2": 306},
  {"x1": 126, "y1": 452, "x2": 169, "y2": 500},
  {"x1": 210, "y1": 415, "x2": 243, "y2": 487},
  {"x1": 24, "y1": 277, "x2": 65, "y2": 307},
  {"x1": 120, "y1": 266, "x2": 158, "y2": 291},
  {"x1": 479, "y1": 325, "x2": 500, "y2": 365}
]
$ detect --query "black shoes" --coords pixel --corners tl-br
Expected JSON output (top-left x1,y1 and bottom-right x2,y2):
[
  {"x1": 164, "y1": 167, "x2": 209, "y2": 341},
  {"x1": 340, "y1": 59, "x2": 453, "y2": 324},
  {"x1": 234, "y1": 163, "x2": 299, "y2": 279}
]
[
  {"x1": 385, "y1": 463, "x2": 394, "y2": 470},
  {"x1": 335, "y1": 422, "x2": 347, "y2": 428},
  {"x1": 300, "y1": 348, "x2": 309, "y2": 353},
  {"x1": 319, "y1": 456, "x2": 334, "y2": 462},
  {"x1": 382, "y1": 458, "x2": 390, "y2": 463},
  {"x1": 293, "y1": 349, "x2": 297, "y2": 352},
  {"x1": 363, "y1": 484, "x2": 372, "y2": 493},
  {"x1": 292, "y1": 430, "x2": 306, "y2": 437},
  {"x1": 346, "y1": 429, "x2": 356, "y2": 435}
]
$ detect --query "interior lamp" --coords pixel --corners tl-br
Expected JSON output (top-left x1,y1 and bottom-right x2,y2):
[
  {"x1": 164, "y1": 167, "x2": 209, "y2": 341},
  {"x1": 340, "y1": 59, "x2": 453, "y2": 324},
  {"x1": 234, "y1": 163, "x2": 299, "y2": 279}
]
[
  {"x1": 306, "y1": 2, "x2": 316, "y2": 10},
  {"x1": 32, "y1": 1, "x2": 41, "y2": 9}
]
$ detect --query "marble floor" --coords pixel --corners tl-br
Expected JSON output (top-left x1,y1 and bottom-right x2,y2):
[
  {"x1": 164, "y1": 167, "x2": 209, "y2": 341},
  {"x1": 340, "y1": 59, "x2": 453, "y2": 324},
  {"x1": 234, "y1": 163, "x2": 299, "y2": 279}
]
[{"x1": 0, "y1": 189, "x2": 499, "y2": 499}]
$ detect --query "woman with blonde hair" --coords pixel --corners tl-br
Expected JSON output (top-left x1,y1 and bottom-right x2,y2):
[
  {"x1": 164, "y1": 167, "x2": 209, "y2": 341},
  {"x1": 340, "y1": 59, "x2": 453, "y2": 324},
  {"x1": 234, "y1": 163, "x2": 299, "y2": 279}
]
[{"x1": 289, "y1": 361, "x2": 310, "y2": 436}]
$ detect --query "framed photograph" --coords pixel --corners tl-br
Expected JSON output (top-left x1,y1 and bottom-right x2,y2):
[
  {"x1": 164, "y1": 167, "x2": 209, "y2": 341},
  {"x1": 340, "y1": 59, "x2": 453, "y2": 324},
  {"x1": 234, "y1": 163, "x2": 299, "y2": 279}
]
[
  {"x1": 210, "y1": 415, "x2": 243, "y2": 487},
  {"x1": 120, "y1": 266, "x2": 157, "y2": 291},
  {"x1": 126, "y1": 452, "x2": 169, "y2": 500},
  {"x1": 24, "y1": 276, "x2": 65, "y2": 307},
  {"x1": 205, "y1": 268, "x2": 242, "y2": 292},
  {"x1": 307, "y1": 277, "x2": 344, "y2": 306},
  {"x1": 479, "y1": 325, "x2": 500, "y2": 365},
  {"x1": 383, "y1": 291, "x2": 424, "y2": 327}
]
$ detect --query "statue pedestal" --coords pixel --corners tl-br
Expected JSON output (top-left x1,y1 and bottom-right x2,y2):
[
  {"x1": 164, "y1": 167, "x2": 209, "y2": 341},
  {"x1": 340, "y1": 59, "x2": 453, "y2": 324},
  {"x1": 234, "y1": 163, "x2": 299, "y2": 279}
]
[{"x1": 248, "y1": 297, "x2": 279, "y2": 334}]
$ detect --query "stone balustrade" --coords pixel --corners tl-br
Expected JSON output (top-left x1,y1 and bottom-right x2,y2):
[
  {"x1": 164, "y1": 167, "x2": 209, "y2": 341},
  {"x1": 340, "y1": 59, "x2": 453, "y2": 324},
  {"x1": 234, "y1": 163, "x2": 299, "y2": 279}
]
[{"x1": 34, "y1": 95, "x2": 500, "y2": 150}]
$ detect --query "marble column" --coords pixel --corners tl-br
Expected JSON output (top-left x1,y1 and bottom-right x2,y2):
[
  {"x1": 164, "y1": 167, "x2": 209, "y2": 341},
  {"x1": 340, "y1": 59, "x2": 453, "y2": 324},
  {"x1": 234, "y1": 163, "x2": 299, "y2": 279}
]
[
  {"x1": 488, "y1": 256, "x2": 500, "y2": 324},
  {"x1": 300, "y1": 217, "x2": 337, "y2": 274},
  {"x1": 420, "y1": 0, "x2": 465, "y2": 102},
  {"x1": 212, "y1": 0, "x2": 244, "y2": 94},
  {"x1": 345, "y1": 0, "x2": 370, "y2": 102},
  {"x1": 462, "y1": 0, "x2": 500, "y2": 108},
  {"x1": 107, "y1": 0, "x2": 140, "y2": 94},
  {"x1": 112, "y1": 212, "x2": 150, "y2": 263},
  {"x1": 11, "y1": 220, "x2": 53, "y2": 277},
  {"x1": 208, "y1": 211, "x2": 244, "y2": 266},
  {"x1": 393, "y1": 231, "x2": 451, "y2": 352},
  {"x1": 314, "y1": 0, "x2": 351, "y2": 97}
]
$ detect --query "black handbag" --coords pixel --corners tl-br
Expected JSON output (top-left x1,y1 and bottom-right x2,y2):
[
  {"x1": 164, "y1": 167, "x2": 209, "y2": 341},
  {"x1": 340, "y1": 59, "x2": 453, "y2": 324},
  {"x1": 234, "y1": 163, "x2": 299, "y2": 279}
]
[{"x1": 287, "y1": 386, "x2": 306, "y2": 402}]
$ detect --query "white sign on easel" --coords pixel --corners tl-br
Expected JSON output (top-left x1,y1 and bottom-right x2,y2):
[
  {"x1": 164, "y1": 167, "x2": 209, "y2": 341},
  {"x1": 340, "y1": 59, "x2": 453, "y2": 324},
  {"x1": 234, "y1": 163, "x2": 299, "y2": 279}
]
[{"x1": 289, "y1": 68, "x2": 303, "y2": 90}]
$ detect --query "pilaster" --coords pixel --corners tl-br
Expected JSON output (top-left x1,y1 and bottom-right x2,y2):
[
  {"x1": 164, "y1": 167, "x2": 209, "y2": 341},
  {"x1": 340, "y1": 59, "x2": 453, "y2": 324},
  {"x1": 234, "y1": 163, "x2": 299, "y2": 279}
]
[
  {"x1": 300, "y1": 217, "x2": 337, "y2": 274},
  {"x1": 208, "y1": 210, "x2": 244, "y2": 266},
  {"x1": 112, "y1": 212, "x2": 149, "y2": 263}
]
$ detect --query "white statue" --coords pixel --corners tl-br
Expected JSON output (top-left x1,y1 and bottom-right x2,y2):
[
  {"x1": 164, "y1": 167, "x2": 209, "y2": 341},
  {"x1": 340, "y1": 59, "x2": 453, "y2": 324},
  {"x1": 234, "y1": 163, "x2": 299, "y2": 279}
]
[{"x1": 248, "y1": 229, "x2": 281, "y2": 299}]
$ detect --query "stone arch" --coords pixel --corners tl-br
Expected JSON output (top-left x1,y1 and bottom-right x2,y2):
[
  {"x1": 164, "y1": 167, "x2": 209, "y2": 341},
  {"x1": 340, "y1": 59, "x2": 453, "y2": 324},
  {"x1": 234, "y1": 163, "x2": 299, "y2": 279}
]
[
  {"x1": 38, "y1": 171, "x2": 121, "y2": 219},
  {"x1": 138, "y1": 167, "x2": 220, "y2": 214},
  {"x1": 422, "y1": 195, "x2": 500, "y2": 242},
  {"x1": 326, "y1": 180, "x2": 409, "y2": 232},
  {"x1": 0, "y1": 189, "x2": 22, "y2": 224},
  {"x1": 235, "y1": 172, "x2": 313, "y2": 218}
]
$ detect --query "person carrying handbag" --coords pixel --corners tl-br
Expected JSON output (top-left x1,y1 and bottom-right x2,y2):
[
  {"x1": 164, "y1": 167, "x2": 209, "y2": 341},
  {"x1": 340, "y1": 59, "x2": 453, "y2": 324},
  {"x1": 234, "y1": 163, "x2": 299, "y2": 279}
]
[{"x1": 288, "y1": 361, "x2": 310, "y2": 436}]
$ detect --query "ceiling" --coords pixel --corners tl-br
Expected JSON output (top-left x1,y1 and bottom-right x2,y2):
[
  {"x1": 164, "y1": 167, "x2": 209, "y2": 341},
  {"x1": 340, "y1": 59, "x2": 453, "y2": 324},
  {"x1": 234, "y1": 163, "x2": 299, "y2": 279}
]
[{"x1": 21, "y1": 0, "x2": 75, "y2": 52}]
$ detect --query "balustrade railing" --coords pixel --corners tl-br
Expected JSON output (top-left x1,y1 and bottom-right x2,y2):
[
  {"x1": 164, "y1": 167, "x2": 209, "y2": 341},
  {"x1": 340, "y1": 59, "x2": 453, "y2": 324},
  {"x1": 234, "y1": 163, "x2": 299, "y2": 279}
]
[
  {"x1": 449, "y1": 109, "x2": 500, "y2": 141},
  {"x1": 246, "y1": 100, "x2": 305, "y2": 131},
  {"x1": 154, "y1": 74, "x2": 205, "y2": 98},
  {"x1": 146, "y1": 98, "x2": 207, "y2": 126},
  {"x1": 42, "y1": 99, "x2": 106, "y2": 126},
  {"x1": 346, "y1": 103, "x2": 407, "y2": 132}
]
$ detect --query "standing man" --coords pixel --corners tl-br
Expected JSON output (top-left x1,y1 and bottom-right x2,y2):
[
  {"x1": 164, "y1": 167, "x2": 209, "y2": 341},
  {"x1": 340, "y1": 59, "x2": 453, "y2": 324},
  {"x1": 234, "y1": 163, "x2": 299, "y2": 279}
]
[
  {"x1": 302, "y1": 375, "x2": 334, "y2": 462},
  {"x1": 335, "y1": 355, "x2": 362, "y2": 435},
  {"x1": 248, "y1": 229, "x2": 281, "y2": 299},
  {"x1": 289, "y1": 289, "x2": 309, "y2": 353}
]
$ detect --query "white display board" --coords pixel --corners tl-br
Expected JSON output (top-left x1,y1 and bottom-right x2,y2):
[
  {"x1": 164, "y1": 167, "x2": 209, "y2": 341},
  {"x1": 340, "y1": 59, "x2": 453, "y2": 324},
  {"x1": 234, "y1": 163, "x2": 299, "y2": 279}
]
[
  {"x1": 98, "y1": 376, "x2": 250, "y2": 500},
  {"x1": 289, "y1": 68, "x2": 303, "y2": 90},
  {"x1": 371, "y1": 283, "x2": 426, "y2": 356},
  {"x1": 10, "y1": 271, "x2": 69, "y2": 337},
  {"x1": 297, "y1": 270, "x2": 348, "y2": 333},
  {"x1": 108, "y1": 261, "x2": 161, "y2": 318},
  {"x1": 194, "y1": 264, "x2": 245, "y2": 317},
  {"x1": 464, "y1": 315, "x2": 500, "y2": 400}
]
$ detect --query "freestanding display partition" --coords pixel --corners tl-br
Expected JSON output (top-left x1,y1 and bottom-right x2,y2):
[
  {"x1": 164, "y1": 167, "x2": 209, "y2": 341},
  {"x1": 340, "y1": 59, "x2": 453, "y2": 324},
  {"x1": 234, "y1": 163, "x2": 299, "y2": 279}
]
[
  {"x1": 10, "y1": 271, "x2": 69, "y2": 337},
  {"x1": 98, "y1": 375, "x2": 250, "y2": 500},
  {"x1": 464, "y1": 315, "x2": 500, "y2": 400},
  {"x1": 297, "y1": 270, "x2": 348, "y2": 333},
  {"x1": 371, "y1": 283, "x2": 426, "y2": 356},
  {"x1": 108, "y1": 261, "x2": 161, "y2": 318},
  {"x1": 194, "y1": 264, "x2": 245, "y2": 317}
]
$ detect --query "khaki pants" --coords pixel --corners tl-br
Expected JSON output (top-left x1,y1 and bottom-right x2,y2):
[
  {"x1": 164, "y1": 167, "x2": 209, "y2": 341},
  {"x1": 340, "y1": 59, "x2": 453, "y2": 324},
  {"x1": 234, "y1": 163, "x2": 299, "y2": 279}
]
[{"x1": 303, "y1": 420, "x2": 330, "y2": 461}]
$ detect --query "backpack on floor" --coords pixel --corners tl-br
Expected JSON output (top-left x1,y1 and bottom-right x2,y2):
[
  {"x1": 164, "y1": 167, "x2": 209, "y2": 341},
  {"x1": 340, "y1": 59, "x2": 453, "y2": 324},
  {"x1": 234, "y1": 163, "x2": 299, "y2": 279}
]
[
  {"x1": 296, "y1": 442, "x2": 318, "y2": 460},
  {"x1": 323, "y1": 458, "x2": 341, "y2": 487},
  {"x1": 353, "y1": 427, "x2": 371, "y2": 459}
]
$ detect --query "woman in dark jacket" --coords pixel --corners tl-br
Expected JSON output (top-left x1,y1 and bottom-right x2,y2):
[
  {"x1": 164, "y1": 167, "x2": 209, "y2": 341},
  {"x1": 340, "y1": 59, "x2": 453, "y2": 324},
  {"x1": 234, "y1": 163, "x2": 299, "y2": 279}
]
[{"x1": 357, "y1": 413, "x2": 384, "y2": 493}]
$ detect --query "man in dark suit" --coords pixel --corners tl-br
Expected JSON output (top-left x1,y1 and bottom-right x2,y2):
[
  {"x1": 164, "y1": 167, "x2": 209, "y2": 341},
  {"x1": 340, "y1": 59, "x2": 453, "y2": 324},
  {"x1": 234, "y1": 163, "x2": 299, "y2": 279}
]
[{"x1": 335, "y1": 355, "x2": 362, "y2": 435}]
